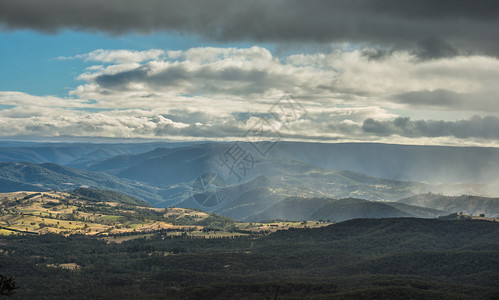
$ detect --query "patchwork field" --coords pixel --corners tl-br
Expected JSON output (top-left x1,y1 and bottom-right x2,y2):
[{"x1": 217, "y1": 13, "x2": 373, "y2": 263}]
[{"x1": 0, "y1": 190, "x2": 330, "y2": 239}]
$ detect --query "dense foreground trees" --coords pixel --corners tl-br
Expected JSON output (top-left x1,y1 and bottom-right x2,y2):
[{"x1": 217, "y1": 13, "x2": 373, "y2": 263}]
[
  {"x1": 0, "y1": 274, "x2": 17, "y2": 296},
  {"x1": 0, "y1": 218, "x2": 498, "y2": 299}
]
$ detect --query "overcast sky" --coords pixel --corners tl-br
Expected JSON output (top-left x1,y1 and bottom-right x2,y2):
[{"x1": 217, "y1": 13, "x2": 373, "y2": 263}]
[{"x1": 0, "y1": 0, "x2": 498, "y2": 146}]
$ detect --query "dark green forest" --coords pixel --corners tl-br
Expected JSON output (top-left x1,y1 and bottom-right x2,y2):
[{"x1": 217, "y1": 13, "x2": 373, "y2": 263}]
[{"x1": 1, "y1": 218, "x2": 498, "y2": 299}]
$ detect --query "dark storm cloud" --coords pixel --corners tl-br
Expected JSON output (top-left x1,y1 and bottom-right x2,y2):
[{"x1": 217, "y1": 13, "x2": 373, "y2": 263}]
[
  {"x1": 93, "y1": 64, "x2": 293, "y2": 95},
  {"x1": 394, "y1": 89, "x2": 461, "y2": 107},
  {"x1": 393, "y1": 89, "x2": 499, "y2": 112},
  {"x1": 95, "y1": 67, "x2": 150, "y2": 89},
  {"x1": 1, "y1": 0, "x2": 499, "y2": 57},
  {"x1": 362, "y1": 116, "x2": 499, "y2": 139}
]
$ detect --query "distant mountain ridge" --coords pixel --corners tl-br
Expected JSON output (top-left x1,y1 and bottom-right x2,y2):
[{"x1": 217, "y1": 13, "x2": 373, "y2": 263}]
[
  {"x1": 88, "y1": 141, "x2": 499, "y2": 183},
  {"x1": 0, "y1": 141, "x2": 200, "y2": 167},
  {"x1": 268, "y1": 142, "x2": 499, "y2": 184},
  {"x1": 246, "y1": 197, "x2": 448, "y2": 222},
  {"x1": 81, "y1": 142, "x2": 499, "y2": 198},
  {"x1": 399, "y1": 193, "x2": 499, "y2": 217},
  {"x1": 3, "y1": 141, "x2": 497, "y2": 184}
]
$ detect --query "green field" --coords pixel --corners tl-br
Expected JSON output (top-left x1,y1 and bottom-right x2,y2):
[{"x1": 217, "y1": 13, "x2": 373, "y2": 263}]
[{"x1": 0, "y1": 191, "x2": 331, "y2": 239}]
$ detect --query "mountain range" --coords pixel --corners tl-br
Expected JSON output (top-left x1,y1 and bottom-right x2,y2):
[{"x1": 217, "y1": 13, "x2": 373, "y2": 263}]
[
  {"x1": 1, "y1": 141, "x2": 498, "y2": 221},
  {"x1": 3, "y1": 141, "x2": 499, "y2": 184}
]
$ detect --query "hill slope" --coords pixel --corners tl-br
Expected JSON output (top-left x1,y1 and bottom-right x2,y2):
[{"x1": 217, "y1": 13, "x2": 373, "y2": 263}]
[
  {"x1": 0, "y1": 190, "x2": 329, "y2": 237},
  {"x1": 0, "y1": 190, "x2": 232, "y2": 236},
  {"x1": 1, "y1": 217, "x2": 497, "y2": 299},
  {"x1": 70, "y1": 188, "x2": 151, "y2": 207},
  {"x1": 245, "y1": 197, "x2": 448, "y2": 222},
  {"x1": 399, "y1": 193, "x2": 499, "y2": 217},
  {"x1": 0, "y1": 162, "x2": 163, "y2": 204}
]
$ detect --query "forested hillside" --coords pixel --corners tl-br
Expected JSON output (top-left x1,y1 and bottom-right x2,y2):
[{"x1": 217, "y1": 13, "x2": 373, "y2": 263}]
[{"x1": 0, "y1": 218, "x2": 497, "y2": 299}]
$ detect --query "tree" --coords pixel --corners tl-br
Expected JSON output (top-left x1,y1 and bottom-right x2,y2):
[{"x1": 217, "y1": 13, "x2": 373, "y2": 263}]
[{"x1": 0, "y1": 274, "x2": 17, "y2": 296}]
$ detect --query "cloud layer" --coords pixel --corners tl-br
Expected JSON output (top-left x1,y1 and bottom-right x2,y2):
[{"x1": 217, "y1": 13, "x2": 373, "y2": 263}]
[
  {"x1": 1, "y1": 0, "x2": 499, "y2": 57},
  {"x1": 69, "y1": 47, "x2": 499, "y2": 114},
  {"x1": 1, "y1": 46, "x2": 499, "y2": 146},
  {"x1": 362, "y1": 116, "x2": 499, "y2": 139}
]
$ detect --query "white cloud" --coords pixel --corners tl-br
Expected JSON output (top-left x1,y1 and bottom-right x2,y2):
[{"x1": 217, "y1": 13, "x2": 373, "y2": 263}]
[
  {"x1": 67, "y1": 47, "x2": 499, "y2": 114},
  {"x1": 60, "y1": 49, "x2": 165, "y2": 64},
  {"x1": 0, "y1": 91, "x2": 91, "y2": 108},
  {"x1": 2, "y1": 46, "x2": 499, "y2": 146}
]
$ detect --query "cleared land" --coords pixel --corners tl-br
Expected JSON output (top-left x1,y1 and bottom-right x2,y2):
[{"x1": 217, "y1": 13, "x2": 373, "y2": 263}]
[{"x1": 0, "y1": 191, "x2": 330, "y2": 239}]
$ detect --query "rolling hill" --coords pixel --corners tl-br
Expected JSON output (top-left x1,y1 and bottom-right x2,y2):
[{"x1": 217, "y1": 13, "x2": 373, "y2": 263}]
[
  {"x1": 0, "y1": 190, "x2": 327, "y2": 237},
  {"x1": 245, "y1": 197, "x2": 448, "y2": 222},
  {"x1": 0, "y1": 190, "x2": 224, "y2": 236},
  {"x1": 0, "y1": 162, "x2": 164, "y2": 205},
  {"x1": 70, "y1": 187, "x2": 151, "y2": 206},
  {"x1": 399, "y1": 193, "x2": 499, "y2": 217}
]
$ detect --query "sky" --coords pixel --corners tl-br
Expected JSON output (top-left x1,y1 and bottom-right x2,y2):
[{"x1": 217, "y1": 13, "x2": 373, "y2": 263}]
[{"x1": 0, "y1": 0, "x2": 498, "y2": 146}]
